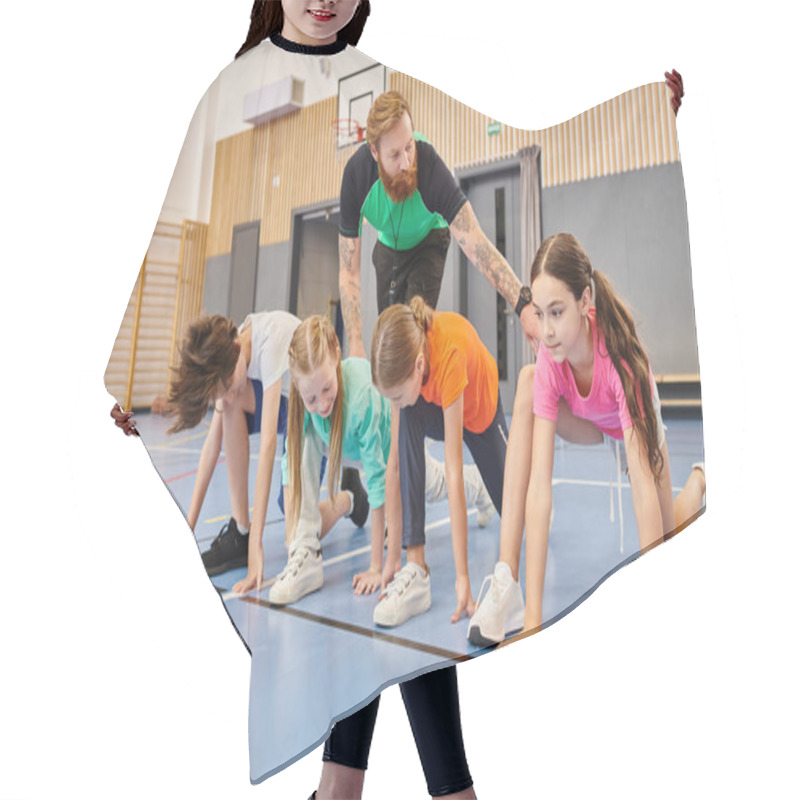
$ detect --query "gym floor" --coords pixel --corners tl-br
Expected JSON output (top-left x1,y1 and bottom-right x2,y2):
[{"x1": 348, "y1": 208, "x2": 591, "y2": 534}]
[{"x1": 136, "y1": 409, "x2": 704, "y2": 781}]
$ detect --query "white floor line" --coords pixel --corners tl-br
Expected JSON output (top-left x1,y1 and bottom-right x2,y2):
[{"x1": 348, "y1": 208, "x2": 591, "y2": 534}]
[{"x1": 552, "y1": 477, "x2": 685, "y2": 493}]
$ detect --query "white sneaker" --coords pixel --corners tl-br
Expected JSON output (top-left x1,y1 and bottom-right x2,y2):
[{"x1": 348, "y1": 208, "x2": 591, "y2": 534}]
[
  {"x1": 475, "y1": 482, "x2": 496, "y2": 528},
  {"x1": 424, "y1": 443, "x2": 447, "y2": 504},
  {"x1": 462, "y1": 462, "x2": 495, "y2": 527},
  {"x1": 373, "y1": 563, "x2": 431, "y2": 627},
  {"x1": 426, "y1": 446, "x2": 496, "y2": 527},
  {"x1": 467, "y1": 562, "x2": 524, "y2": 647},
  {"x1": 268, "y1": 545, "x2": 323, "y2": 605}
]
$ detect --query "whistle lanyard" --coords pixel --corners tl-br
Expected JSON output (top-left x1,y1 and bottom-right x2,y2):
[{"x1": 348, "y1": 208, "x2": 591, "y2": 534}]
[{"x1": 385, "y1": 194, "x2": 406, "y2": 306}]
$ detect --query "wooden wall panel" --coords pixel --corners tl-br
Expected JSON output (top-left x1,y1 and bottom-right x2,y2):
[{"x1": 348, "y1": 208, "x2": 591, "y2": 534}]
[
  {"x1": 205, "y1": 76, "x2": 678, "y2": 258},
  {"x1": 105, "y1": 220, "x2": 208, "y2": 409},
  {"x1": 207, "y1": 96, "x2": 364, "y2": 256},
  {"x1": 170, "y1": 220, "x2": 209, "y2": 375},
  {"x1": 392, "y1": 73, "x2": 678, "y2": 186}
]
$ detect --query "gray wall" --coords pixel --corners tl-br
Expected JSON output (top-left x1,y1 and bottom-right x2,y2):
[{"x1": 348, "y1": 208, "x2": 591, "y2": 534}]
[
  {"x1": 541, "y1": 162, "x2": 698, "y2": 375},
  {"x1": 255, "y1": 241, "x2": 291, "y2": 314},
  {"x1": 202, "y1": 253, "x2": 232, "y2": 319},
  {"x1": 295, "y1": 219, "x2": 340, "y2": 320},
  {"x1": 202, "y1": 241, "x2": 292, "y2": 325},
  {"x1": 365, "y1": 163, "x2": 697, "y2": 377},
  {"x1": 202, "y1": 162, "x2": 697, "y2": 376}
]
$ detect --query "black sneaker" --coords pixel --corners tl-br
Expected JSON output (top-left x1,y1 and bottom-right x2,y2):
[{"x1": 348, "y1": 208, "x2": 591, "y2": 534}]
[
  {"x1": 201, "y1": 517, "x2": 249, "y2": 576},
  {"x1": 341, "y1": 466, "x2": 369, "y2": 528}
]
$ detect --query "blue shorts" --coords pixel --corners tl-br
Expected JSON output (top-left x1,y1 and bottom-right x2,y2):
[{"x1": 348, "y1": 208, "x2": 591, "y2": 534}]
[{"x1": 245, "y1": 379, "x2": 290, "y2": 438}]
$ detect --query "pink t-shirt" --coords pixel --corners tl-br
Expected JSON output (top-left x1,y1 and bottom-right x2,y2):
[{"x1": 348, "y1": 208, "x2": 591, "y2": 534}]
[{"x1": 533, "y1": 310, "x2": 652, "y2": 440}]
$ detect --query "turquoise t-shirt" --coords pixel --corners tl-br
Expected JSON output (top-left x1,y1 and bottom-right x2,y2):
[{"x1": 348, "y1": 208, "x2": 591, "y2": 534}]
[
  {"x1": 282, "y1": 358, "x2": 392, "y2": 508},
  {"x1": 359, "y1": 133, "x2": 449, "y2": 249}
]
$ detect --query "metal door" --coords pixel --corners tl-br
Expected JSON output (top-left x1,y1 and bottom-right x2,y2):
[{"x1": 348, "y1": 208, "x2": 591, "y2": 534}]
[
  {"x1": 229, "y1": 221, "x2": 260, "y2": 324},
  {"x1": 460, "y1": 166, "x2": 521, "y2": 412}
]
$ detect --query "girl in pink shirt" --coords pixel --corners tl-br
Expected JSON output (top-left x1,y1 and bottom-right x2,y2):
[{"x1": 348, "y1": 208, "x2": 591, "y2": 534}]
[{"x1": 468, "y1": 232, "x2": 705, "y2": 646}]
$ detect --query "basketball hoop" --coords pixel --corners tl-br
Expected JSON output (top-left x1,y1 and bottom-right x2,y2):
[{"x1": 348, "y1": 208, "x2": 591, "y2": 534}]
[{"x1": 331, "y1": 118, "x2": 365, "y2": 159}]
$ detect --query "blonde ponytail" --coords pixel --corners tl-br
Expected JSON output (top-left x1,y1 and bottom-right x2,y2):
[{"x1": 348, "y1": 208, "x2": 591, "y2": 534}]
[
  {"x1": 371, "y1": 296, "x2": 432, "y2": 392},
  {"x1": 285, "y1": 316, "x2": 345, "y2": 537}
]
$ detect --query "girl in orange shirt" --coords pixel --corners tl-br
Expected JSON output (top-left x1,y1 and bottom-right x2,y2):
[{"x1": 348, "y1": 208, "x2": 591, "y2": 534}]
[{"x1": 371, "y1": 296, "x2": 508, "y2": 627}]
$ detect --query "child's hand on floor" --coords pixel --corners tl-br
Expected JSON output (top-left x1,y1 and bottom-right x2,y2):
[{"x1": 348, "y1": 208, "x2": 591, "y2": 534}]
[
  {"x1": 233, "y1": 562, "x2": 263, "y2": 595},
  {"x1": 381, "y1": 558, "x2": 402, "y2": 593},
  {"x1": 353, "y1": 567, "x2": 382, "y2": 595},
  {"x1": 451, "y1": 575, "x2": 475, "y2": 623}
]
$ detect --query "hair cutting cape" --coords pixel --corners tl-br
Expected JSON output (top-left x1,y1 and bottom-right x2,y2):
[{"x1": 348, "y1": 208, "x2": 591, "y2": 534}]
[{"x1": 105, "y1": 37, "x2": 703, "y2": 783}]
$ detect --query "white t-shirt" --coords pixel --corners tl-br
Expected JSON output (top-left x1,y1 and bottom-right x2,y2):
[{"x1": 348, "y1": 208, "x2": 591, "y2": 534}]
[{"x1": 240, "y1": 310, "x2": 300, "y2": 398}]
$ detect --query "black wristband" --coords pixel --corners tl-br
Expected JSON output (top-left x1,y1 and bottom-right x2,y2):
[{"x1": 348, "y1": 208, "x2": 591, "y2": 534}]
[{"x1": 515, "y1": 285, "x2": 532, "y2": 317}]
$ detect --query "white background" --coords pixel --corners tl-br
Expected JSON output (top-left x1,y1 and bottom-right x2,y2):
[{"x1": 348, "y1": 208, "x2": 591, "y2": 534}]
[{"x1": 1, "y1": 1, "x2": 796, "y2": 798}]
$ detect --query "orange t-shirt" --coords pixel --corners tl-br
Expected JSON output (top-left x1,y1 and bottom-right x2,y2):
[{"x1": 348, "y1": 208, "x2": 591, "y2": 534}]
[{"x1": 420, "y1": 311, "x2": 499, "y2": 433}]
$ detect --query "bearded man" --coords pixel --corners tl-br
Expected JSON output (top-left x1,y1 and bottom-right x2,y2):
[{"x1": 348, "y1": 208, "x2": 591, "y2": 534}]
[{"x1": 338, "y1": 89, "x2": 539, "y2": 358}]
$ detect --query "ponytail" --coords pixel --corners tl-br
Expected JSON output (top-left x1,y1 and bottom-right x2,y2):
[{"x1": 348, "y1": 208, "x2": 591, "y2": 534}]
[
  {"x1": 532, "y1": 233, "x2": 663, "y2": 479},
  {"x1": 236, "y1": 1, "x2": 371, "y2": 59},
  {"x1": 593, "y1": 270, "x2": 663, "y2": 478},
  {"x1": 286, "y1": 316, "x2": 345, "y2": 536},
  {"x1": 371, "y1": 296, "x2": 432, "y2": 392}
]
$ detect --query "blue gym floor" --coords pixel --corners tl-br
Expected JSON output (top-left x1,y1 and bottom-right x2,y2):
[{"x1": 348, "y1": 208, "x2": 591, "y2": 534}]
[{"x1": 136, "y1": 409, "x2": 704, "y2": 781}]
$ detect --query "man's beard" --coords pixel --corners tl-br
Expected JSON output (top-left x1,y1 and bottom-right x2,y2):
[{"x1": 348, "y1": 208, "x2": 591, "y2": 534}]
[{"x1": 378, "y1": 156, "x2": 418, "y2": 203}]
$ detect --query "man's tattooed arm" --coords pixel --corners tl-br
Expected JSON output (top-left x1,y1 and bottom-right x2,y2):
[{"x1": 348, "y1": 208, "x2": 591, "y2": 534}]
[
  {"x1": 449, "y1": 202, "x2": 522, "y2": 306},
  {"x1": 338, "y1": 234, "x2": 366, "y2": 358}
]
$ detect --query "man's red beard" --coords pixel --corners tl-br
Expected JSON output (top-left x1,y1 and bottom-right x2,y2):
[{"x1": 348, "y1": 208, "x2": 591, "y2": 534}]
[{"x1": 378, "y1": 156, "x2": 418, "y2": 203}]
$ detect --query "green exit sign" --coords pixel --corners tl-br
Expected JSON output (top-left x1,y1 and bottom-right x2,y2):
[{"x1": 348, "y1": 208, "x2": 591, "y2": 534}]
[{"x1": 487, "y1": 121, "x2": 502, "y2": 136}]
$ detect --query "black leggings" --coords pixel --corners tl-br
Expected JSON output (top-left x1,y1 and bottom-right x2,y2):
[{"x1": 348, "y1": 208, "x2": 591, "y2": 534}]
[
  {"x1": 399, "y1": 391, "x2": 507, "y2": 548},
  {"x1": 323, "y1": 666, "x2": 473, "y2": 797}
]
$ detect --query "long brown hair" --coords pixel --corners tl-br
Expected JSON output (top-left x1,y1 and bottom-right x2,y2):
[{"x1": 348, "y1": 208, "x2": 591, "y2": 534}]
[
  {"x1": 371, "y1": 296, "x2": 432, "y2": 392},
  {"x1": 236, "y1": 1, "x2": 371, "y2": 58},
  {"x1": 286, "y1": 315, "x2": 345, "y2": 536},
  {"x1": 167, "y1": 315, "x2": 240, "y2": 433},
  {"x1": 531, "y1": 233, "x2": 664, "y2": 478}
]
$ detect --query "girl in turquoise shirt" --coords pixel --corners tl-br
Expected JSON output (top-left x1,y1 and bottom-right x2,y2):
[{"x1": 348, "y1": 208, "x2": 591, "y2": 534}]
[{"x1": 270, "y1": 313, "x2": 397, "y2": 604}]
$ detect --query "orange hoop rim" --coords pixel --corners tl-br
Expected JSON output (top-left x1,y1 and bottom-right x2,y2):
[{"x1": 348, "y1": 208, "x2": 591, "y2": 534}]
[{"x1": 331, "y1": 118, "x2": 365, "y2": 144}]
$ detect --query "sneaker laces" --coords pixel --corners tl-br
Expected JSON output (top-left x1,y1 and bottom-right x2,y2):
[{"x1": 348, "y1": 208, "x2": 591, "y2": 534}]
[
  {"x1": 278, "y1": 547, "x2": 311, "y2": 581},
  {"x1": 473, "y1": 574, "x2": 494, "y2": 610},
  {"x1": 474, "y1": 572, "x2": 507, "y2": 610},
  {"x1": 382, "y1": 565, "x2": 415, "y2": 599},
  {"x1": 209, "y1": 518, "x2": 236, "y2": 551}
]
